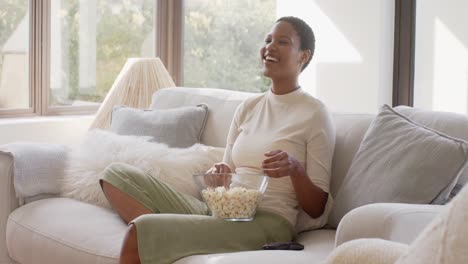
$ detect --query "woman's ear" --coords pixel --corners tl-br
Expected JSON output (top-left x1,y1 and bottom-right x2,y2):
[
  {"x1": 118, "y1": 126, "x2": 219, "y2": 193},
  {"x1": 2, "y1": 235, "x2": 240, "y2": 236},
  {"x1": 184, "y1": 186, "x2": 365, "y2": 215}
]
[{"x1": 301, "y1": 50, "x2": 312, "y2": 64}]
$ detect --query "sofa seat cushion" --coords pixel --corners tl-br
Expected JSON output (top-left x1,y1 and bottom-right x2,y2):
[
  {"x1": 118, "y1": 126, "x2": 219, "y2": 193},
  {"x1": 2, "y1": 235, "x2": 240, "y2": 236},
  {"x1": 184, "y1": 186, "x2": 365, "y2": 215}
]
[
  {"x1": 174, "y1": 229, "x2": 336, "y2": 264},
  {"x1": 6, "y1": 198, "x2": 124, "y2": 264},
  {"x1": 7, "y1": 197, "x2": 335, "y2": 264}
]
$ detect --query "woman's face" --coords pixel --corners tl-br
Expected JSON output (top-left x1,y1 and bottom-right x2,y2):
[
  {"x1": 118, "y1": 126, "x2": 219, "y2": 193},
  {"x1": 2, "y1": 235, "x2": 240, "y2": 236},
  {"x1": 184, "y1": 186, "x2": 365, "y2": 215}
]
[{"x1": 260, "y1": 21, "x2": 307, "y2": 80}]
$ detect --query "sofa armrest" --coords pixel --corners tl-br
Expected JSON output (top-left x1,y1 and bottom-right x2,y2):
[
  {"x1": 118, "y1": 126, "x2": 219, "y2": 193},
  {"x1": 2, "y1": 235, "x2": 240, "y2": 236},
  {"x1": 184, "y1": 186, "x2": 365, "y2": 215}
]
[
  {"x1": 0, "y1": 152, "x2": 19, "y2": 263},
  {"x1": 335, "y1": 203, "x2": 444, "y2": 247}
]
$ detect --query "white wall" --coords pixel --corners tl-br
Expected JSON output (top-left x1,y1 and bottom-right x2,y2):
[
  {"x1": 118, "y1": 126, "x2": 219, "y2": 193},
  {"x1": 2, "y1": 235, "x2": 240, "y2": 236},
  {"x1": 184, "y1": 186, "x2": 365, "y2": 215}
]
[
  {"x1": 277, "y1": 0, "x2": 394, "y2": 114},
  {"x1": 0, "y1": 116, "x2": 94, "y2": 146},
  {"x1": 414, "y1": 0, "x2": 468, "y2": 114}
]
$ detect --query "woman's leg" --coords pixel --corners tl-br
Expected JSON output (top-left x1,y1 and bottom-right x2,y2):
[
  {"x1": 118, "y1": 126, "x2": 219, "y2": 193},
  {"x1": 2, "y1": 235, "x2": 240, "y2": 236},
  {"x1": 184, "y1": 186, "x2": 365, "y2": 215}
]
[
  {"x1": 102, "y1": 181, "x2": 152, "y2": 224},
  {"x1": 100, "y1": 162, "x2": 210, "y2": 264},
  {"x1": 101, "y1": 177, "x2": 149, "y2": 264},
  {"x1": 132, "y1": 211, "x2": 295, "y2": 264},
  {"x1": 120, "y1": 223, "x2": 140, "y2": 264},
  {"x1": 100, "y1": 162, "x2": 208, "y2": 216},
  {"x1": 100, "y1": 163, "x2": 156, "y2": 264}
]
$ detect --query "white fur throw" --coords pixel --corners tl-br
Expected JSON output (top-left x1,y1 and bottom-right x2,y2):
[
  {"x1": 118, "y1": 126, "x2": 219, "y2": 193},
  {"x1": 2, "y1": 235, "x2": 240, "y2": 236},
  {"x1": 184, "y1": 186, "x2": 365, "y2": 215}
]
[{"x1": 60, "y1": 129, "x2": 224, "y2": 208}]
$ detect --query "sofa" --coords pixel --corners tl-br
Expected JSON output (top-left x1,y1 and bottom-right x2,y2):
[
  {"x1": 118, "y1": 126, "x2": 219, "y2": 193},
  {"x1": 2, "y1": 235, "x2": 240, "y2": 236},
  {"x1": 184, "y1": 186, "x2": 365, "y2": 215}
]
[{"x1": 0, "y1": 87, "x2": 449, "y2": 264}]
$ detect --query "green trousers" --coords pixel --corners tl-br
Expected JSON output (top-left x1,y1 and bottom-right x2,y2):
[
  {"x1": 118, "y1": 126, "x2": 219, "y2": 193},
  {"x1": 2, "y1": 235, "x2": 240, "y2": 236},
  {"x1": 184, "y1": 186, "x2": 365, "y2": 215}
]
[{"x1": 100, "y1": 163, "x2": 295, "y2": 264}]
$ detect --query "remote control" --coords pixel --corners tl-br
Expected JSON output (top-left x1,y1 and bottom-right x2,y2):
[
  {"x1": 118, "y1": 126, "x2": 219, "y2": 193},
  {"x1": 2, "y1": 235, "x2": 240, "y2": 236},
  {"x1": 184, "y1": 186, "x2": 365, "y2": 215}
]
[{"x1": 262, "y1": 241, "x2": 304, "y2": 251}]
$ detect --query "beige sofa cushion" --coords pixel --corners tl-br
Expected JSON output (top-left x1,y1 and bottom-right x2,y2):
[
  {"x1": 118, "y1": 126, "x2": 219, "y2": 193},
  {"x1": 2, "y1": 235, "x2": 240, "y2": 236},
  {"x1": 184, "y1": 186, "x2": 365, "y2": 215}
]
[
  {"x1": 174, "y1": 229, "x2": 336, "y2": 264},
  {"x1": 7, "y1": 198, "x2": 123, "y2": 264}
]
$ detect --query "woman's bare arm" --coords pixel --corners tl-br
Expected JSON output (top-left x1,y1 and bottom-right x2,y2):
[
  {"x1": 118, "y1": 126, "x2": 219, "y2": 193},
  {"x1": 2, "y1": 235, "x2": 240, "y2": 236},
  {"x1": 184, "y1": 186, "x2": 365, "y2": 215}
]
[{"x1": 262, "y1": 150, "x2": 328, "y2": 218}]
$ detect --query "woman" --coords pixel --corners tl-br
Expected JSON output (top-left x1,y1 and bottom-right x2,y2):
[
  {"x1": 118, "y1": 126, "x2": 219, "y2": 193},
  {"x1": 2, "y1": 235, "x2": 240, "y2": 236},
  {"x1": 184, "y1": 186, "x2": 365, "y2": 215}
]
[{"x1": 101, "y1": 16, "x2": 335, "y2": 264}]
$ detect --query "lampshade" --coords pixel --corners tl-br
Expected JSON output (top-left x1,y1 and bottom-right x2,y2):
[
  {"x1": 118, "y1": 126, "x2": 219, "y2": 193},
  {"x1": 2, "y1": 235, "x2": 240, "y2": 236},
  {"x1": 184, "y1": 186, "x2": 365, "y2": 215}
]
[{"x1": 89, "y1": 57, "x2": 175, "y2": 130}]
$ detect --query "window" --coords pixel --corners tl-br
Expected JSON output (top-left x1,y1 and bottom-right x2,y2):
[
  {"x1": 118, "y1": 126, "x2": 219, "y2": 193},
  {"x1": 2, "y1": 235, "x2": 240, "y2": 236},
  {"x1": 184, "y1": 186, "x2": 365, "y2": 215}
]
[
  {"x1": 183, "y1": 0, "x2": 276, "y2": 93},
  {"x1": 0, "y1": 0, "x2": 155, "y2": 117},
  {"x1": 414, "y1": 0, "x2": 468, "y2": 114},
  {"x1": 183, "y1": 0, "x2": 395, "y2": 113},
  {"x1": 1, "y1": 1, "x2": 424, "y2": 117},
  {"x1": 50, "y1": 0, "x2": 155, "y2": 109},
  {"x1": 0, "y1": 0, "x2": 29, "y2": 111}
]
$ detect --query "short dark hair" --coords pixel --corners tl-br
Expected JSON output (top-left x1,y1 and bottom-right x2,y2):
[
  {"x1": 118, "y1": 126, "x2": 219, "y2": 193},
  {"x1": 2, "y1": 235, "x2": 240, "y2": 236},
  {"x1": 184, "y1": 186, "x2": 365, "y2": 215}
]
[{"x1": 276, "y1": 16, "x2": 315, "y2": 71}]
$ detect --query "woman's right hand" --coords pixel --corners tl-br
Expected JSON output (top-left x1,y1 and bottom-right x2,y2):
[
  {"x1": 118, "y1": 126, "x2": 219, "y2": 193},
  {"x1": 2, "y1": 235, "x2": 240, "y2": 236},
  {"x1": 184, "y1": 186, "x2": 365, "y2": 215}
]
[
  {"x1": 205, "y1": 162, "x2": 232, "y2": 188},
  {"x1": 206, "y1": 162, "x2": 232, "y2": 174}
]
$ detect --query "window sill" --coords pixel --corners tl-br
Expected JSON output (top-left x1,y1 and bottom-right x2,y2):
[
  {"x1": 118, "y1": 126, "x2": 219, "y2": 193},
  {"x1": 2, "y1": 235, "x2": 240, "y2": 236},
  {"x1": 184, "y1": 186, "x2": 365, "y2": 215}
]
[
  {"x1": 0, "y1": 115, "x2": 95, "y2": 145},
  {"x1": 0, "y1": 115, "x2": 95, "y2": 125}
]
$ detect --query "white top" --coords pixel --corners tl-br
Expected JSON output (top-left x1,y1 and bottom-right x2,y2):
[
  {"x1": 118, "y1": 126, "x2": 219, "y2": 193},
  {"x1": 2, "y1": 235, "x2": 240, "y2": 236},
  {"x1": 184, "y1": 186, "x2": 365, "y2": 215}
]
[{"x1": 223, "y1": 87, "x2": 336, "y2": 226}]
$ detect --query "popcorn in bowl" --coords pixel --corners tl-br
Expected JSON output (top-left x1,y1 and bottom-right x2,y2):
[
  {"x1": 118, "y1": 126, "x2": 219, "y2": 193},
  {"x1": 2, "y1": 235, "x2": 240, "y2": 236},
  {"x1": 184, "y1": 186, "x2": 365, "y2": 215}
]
[
  {"x1": 201, "y1": 186, "x2": 261, "y2": 220},
  {"x1": 193, "y1": 173, "x2": 269, "y2": 221}
]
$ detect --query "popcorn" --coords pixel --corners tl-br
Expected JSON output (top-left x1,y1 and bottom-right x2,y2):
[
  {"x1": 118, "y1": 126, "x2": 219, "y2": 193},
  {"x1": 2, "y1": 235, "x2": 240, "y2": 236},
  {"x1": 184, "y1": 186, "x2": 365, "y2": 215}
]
[{"x1": 201, "y1": 186, "x2": 261, "y2": 219}]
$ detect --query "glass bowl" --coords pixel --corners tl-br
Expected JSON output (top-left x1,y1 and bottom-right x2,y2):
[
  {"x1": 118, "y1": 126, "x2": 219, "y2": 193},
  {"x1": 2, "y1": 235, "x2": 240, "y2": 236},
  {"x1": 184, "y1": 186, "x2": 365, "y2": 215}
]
[{"x1": 193, "y1": 173, "x2": 269, "y2": 221}]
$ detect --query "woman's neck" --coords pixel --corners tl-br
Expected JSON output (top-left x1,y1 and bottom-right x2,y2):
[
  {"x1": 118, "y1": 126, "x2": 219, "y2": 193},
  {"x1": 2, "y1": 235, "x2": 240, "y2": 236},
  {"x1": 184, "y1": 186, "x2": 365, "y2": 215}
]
[{"x1": 271, "y1": 78, "x2": 300, "y2": 95}]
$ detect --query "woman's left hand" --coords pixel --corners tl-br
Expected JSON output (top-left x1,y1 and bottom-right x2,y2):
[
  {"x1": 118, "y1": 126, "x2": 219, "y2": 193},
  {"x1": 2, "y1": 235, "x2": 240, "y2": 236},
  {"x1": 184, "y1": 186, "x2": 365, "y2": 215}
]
[{"x1": 262, "y1": 150, "x2": 302, "y2": 178}]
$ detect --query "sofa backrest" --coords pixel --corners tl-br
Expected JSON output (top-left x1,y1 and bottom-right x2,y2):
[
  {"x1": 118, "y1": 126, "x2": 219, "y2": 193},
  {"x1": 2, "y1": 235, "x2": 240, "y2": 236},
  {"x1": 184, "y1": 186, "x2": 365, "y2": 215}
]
[
  {"x1": 150, "y1": 87, "x2": 374, "y2": 196},
  {"x1": 151, "y1": 87, "x2": 253, "y2": 148}
]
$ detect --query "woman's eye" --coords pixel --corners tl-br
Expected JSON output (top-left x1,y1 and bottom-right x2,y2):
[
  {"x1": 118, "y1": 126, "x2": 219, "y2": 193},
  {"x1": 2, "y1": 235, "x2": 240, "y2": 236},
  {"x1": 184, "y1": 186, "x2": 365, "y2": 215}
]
[
  {"x1": 264, "y1": 39, "x2": 271, "y2": 44},
  {"x1": 279, "y1": 41, "x2": 288, "y2": 45}
]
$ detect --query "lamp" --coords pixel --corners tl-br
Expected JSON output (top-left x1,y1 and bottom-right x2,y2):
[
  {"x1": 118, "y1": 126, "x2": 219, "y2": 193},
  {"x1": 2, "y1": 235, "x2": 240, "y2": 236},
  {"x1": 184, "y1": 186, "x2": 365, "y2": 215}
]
[{"x1": 89, "y1": 57, "x2": 176, "y2": 130}]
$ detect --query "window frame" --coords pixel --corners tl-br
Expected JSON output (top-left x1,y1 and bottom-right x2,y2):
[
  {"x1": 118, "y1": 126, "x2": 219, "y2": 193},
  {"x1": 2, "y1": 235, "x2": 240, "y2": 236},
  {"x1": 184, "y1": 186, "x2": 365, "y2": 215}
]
[
  {"x1": 393, "y1": 0, "x2": 416, "y2": 107},
  {"x1": 156, "y1": 0, "x2": 183, "y2": 86}
]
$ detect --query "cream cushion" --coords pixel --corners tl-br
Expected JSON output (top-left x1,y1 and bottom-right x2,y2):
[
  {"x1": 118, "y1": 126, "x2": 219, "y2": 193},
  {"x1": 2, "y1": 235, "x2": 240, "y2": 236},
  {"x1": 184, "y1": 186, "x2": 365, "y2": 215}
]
[{"x1": 7, "y1": 198, "x2": 124, "y2": 264}]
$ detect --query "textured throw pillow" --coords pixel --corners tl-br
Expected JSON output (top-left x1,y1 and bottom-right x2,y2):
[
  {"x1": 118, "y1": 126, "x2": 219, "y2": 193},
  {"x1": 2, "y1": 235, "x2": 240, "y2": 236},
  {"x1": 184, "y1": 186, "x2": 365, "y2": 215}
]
[
  {"x1": 329, "y1": 105, "x2": 468, "y2": 227},
  {"x1": 60, "y1": 129, "x2": 224, "y2": 208},
  {"x1": 110, "y1": 104, "x2": 208, "y2": 148},
  {"x1": 394, "y1": 105, "x2": 468, "y2": 202}
]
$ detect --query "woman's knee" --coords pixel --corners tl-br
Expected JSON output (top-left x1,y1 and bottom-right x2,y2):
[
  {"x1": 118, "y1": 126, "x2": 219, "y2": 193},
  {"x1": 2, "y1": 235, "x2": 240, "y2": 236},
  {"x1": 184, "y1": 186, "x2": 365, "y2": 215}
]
[
  {"x1": 103, "y1": 162, "x2": 136, "y2": 179},
  {"x1": 120, "y1": 223, "x2": 141, "y2": 264},
  {"x1": 100, "y1": 162, "x2": 144, "y2": 189}
]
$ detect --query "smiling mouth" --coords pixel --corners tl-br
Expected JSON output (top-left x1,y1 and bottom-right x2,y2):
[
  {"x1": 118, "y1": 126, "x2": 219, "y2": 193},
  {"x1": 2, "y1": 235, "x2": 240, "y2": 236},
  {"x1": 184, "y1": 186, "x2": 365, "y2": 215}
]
[{"x1": 263, "y1": 55, "x2": 279, "y2": 63}]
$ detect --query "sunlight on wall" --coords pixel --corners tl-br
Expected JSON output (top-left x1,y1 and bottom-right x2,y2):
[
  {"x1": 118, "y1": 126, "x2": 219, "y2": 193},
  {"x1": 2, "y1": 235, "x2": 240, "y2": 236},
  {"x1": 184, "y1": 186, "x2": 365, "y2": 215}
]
[
  {"x1": 276, "y1": 0, "x2": 394, "y2": 114},
  {"x1": 433, "y1": 19, "x2": 468, "y2": 113},
  {"x1": 277, "y1": 0, "x2": 362, "y2": 97},
  {"x1": 414, "y1": 0, "x2": 468, "y2": 114}
]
